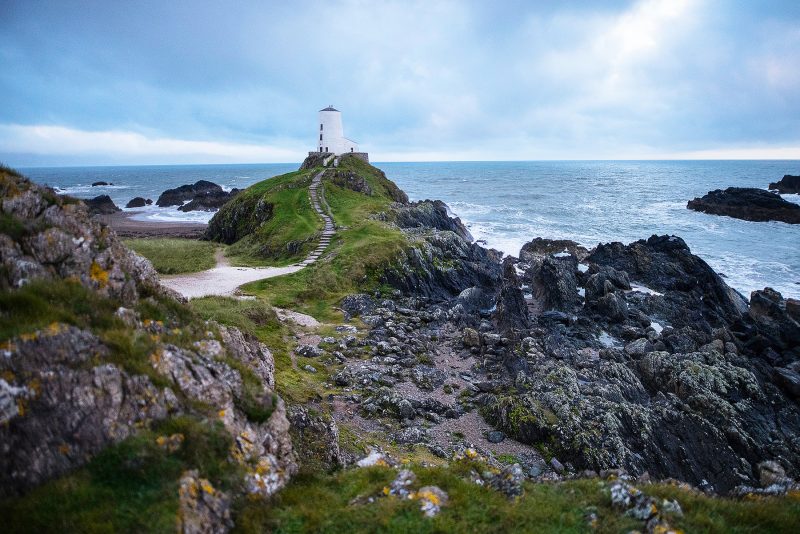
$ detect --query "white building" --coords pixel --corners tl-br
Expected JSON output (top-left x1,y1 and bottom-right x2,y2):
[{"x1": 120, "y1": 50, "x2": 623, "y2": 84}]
[{"x1": 316, "y1": 106, "x2": 359, "y2": 155}]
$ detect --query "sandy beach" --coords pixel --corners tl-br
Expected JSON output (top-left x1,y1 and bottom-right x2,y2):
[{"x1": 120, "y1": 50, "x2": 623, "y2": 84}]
[{"x1": 96, "y1": 211, "x2": 207, "y2": 238}]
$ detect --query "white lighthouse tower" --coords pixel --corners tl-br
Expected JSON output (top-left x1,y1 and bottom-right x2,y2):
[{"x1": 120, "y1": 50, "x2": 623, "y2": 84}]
[{"x1": 317, "y1": 106, "x2": 359, "y2": 155}]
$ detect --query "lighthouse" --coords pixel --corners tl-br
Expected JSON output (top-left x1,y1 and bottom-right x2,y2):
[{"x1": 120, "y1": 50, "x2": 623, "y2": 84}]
[{"x1": 317, "y1": 106, "x2": 359, "y2": 155}]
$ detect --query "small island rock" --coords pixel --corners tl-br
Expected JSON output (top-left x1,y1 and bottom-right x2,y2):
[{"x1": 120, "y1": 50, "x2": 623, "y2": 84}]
[
  {"x1": 687, "y1": 187, "x2": 800, "y2": 224},
  {"x1": 91, "y1": 181, "x2": 112, "y2": 186},
  {"x1": 125, "y1": 196, "x2": 152, "y2": 208},
  {"x1": 769, "y1": 174, "x2": 800, "y2": 194},
  {"x1": 85, "y1": 194, "x2": 121, "y2": 215},
  {"x1": 156, "y1": 180, "x2": 222, "y2": 207}
]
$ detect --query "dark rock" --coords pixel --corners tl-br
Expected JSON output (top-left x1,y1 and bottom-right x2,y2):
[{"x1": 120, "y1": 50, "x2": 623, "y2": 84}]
[
  {"x1": 206, "y1": 192, "x2": 274, "y2": 245},
  {"x1": 299, "y1": 153, "x2": 327, "y2": 170},
  {"x1": 411, "y1": 365, "x2": 447, "y2": 390},
  {"x1": 519, "y1": 238, "x2": 589, "y2": 263},
  {"x1": 392, "y1": 200, "x2": 473, "y2": 242},
  {"x1": 340, "y1": 294, "x2": 376, "y2": 317},
  {"x1": 769, "y1": 174, "x2": 800, "y2": 194},
  {"x1": 687, "y1": 187, "x2": 800, "y2": 224},
  {"x1": 487, "y1": 430, "x2": 505, "y2": 443},
  {"x1": 125, "y1": 197, "x2": 150, "y2": 208},
  {"x1": 749, "y1": 288, "x2": 800, "y2": 353},
  {"x1": 91, "y1": 181, "x2": 111, "y2": 186},
  {"x1": 587, "y1": 235, "x2": 748, "y2": 330},
  {"x1": 178, "y1": 188, "x2": 240, "y2": 212},
  {"x1": 84, "y1": 195, "x2": 120, "y2": 215},
  {"x1": 492, "y1": 257, "x2": 530, "y2": 335},
  {"x1": 156, "y1": 180, "x2": 222, "y2": 207}
]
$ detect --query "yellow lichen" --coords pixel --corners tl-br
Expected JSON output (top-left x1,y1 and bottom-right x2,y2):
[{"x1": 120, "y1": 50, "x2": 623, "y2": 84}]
[
  {"x1": 16, "y1": 398, "x2": 25, "y2": 417},
  {"x1": 200, "y1": 479, "x2": 215, "y2": 495},
  {"x1": 218, "y1": 409, "x2": 226, "y2": 419},
  {"x1": 58, "y1": 443, "x2": 70, "y2": 455},
  {"x1": 90, "y1": 261, "x2": 109, "y2": 288},
  {"x1": 414, "y1": 489, "x2": 441, "y2": 506},
  {"x1": 1, "y1": 370, "x2": 15, "y2": 383},
  {"x1": 382, "y1": 486, "x2": 390, "y2": 496}
]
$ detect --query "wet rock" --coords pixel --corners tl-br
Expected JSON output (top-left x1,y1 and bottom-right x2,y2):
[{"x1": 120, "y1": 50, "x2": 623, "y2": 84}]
[
  {"x1": 156, "y1": 180, "x2": 222, "y2": 207},
  {"x1": 85, "y1": 194, "x2": 120, "y2": 215},
  {"x1": 749, "y1": 288, "x2": 800, "y2": 354},
  {"x1": 91, "y1": 181, "x2": 111, "y2": 186},
  {"x1": 768, "y1": 174, "x2": 800, "y2": 194},
  {"x1": 492, "y1": 257, "x2": 530, "y2": 335},
  {"x1": 179, "y1": 189, "x2": 240, "y2": 212},
  {"x1": 688, "y1": 187, "x2": 800, "y2": 224},
  {"x1": 125, "y1": 197, "x2": 151, "y2": 208},
  {"x1": 392, "y1": 200, "x2": 472, "y2": 242}
]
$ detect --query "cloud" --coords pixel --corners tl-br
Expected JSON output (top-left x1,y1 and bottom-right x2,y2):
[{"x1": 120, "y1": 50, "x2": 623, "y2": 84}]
[
  {"x1": 1, "y1": 0, "x2": 799, "y2": 164},
  {"x1": 0, "y1": 124, "x2": 304, "y2": 164}
]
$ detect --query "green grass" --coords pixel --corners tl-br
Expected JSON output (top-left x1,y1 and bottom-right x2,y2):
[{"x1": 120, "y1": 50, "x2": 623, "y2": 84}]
[
  {"x1": 0, "y1": 279, "x2": 119, "y2": 342},
  {"x1": 208, "y1": 169, "x2": 321, "y2": 266},
  {"x1": 189, "y1": 296, "x2": 332, "y2": 403},
  {"x1": 234, "y1": 463, "x2": 800, "y2": 534},
  {"x1": 124, "y1": 238, "x2": 217, "y2": 274},
  {"x1": 0, "y1": 417, "x2": 236, "y2": 534}
]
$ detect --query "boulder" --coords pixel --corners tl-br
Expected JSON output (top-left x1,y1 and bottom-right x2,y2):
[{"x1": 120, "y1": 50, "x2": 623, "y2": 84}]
[
  {"x1": 156, "y1": 180, "x2": 223, "y2": 207},
  {"x1": 84, "y1": 194, "x2": 120, "y2": 215},
  {"x1": 125, "y1": 197, "x2": 150, "y2": 208},
  {"x1": 687, "y1": 187, "x2": 800, "y2": 224},
  {"x1": 768, "y1": 174, "x2": 800, "y2": 194},
  {"x1": 492, "y1": 257, "x2": 530, "y2": 335},
  {"x1": 91, "y1": 181, "x2": 111, "y2": 186}
]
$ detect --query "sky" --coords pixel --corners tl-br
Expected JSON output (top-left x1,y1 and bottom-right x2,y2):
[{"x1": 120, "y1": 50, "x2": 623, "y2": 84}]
[{"x1": 1, "y1": 0, "x2": 800, "y2": 165}]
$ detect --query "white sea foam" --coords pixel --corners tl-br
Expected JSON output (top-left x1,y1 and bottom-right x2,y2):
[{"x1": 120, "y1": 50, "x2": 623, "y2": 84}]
[{"x1": 125, "y1": 204, "x2": 216, "y2": 224}]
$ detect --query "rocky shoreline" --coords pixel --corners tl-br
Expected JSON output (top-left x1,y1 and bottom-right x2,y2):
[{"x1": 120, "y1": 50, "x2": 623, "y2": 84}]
[{"x1": 2, "y1": 159, "x2": 799, "y2": 530}]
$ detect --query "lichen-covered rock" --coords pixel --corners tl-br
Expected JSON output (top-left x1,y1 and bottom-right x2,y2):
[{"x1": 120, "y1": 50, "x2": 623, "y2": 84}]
[
  {"x1": 0, "y1": 325, "x2": 176, "y2": 496},
  {"x1": 0, "y1": 171, "x2": 170, "y2": 302},
  {"x1": 287, "y1": 405, "x2": 343, "y2": 471},
  {"x1": 177, "y1": 470, "x2": 233, "y2": 534}
]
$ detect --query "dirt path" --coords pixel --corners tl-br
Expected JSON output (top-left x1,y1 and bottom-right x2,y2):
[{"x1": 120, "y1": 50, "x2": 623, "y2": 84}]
[{"x1": 161, "y1": 170, "x2": 336, "y2": 299}]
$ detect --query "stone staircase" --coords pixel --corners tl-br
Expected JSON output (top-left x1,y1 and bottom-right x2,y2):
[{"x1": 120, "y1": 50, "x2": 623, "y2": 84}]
[{"x1": 298, "y1": 170, "x2": 336, "y2": 266}]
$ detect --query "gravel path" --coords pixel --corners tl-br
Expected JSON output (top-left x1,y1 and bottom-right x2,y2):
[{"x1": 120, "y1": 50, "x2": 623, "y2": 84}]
[{"x1": 161, "y1": 170, "x2": 336, "y2": 299}]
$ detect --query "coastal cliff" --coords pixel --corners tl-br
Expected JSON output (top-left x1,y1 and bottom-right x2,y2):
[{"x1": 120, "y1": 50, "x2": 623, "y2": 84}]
[{"x1": 2, "y1": 159, "x2": 800, "y2": 532}]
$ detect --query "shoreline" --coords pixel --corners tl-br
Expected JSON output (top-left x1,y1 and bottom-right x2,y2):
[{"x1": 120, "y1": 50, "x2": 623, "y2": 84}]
[{"x1": 95, "y1": 211, "x2": 207, "y2": 239}]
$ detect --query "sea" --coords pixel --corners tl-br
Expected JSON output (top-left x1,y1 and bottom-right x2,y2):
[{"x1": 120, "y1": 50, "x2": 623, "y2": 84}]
[{"x1": 19, "y1": 160, "x2": 800, "y2": 299}]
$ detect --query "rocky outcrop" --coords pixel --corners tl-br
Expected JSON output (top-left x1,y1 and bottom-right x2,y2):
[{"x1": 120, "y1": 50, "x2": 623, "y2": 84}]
[
  {"x1": 299, "y1": 153, "x2": 327, "y2": 170},
  {"x1": 769, "y1": 174, "x2": 800, "y2": 194},
  {"x1": 156, "y1": 180, "x2": 223, "y2": 207},
  {"x1": 476, "y1": 235, "x2": 800, "y2": 493},
  {"x1": 381, "y1": 230, "x2": 501, "y2": 301},
  {"x1": 91, "y1": 181, "x2": 111, "y2": 186},
  {"x1": 323, "y1": 169, "x2": 372, "y2": 196},
  {"x1": 1, "y1": 176, "x2": 164, "y2": 301},
  {"x1": 125, "y1": 197, "x2": 152, "y2": 208},
  {"x1": 179, "y1": 189, "x2": 240, "y2": 212},
  {"x1": 687, "y1": 187, "x2": 800, "y2": 224},
  {"x1": 392, "y1": 200, "x2": 473, "y2": 243},
  {"x1": 206, "y1": 194, "x2": 275, "y2": 245},
  {"x1": 85, "y1": 194, "x2": 121, "y2": 215},
  {"x1": 0, "y1": 168, "x2": 296, "y2": 503}
]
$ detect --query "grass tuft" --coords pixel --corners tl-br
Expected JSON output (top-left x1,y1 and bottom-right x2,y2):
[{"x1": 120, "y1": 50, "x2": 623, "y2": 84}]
[{"x1": 124, "y1": 238, "x2": 217, "y2": 274}]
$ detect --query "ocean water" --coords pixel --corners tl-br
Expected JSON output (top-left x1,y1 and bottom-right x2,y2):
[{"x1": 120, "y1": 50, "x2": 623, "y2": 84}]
[{"x1": 19, "y1": 160, "x2": 800, "y2": 299}]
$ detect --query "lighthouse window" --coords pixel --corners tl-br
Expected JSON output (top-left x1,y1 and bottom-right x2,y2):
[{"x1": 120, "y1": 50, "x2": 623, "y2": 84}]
[
  {"x1": 320, "y1": 124, "x2": 323, "y2": 131},
  {"x1": 320, "y1": 134, "x2": 323, "y2": 141}
]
